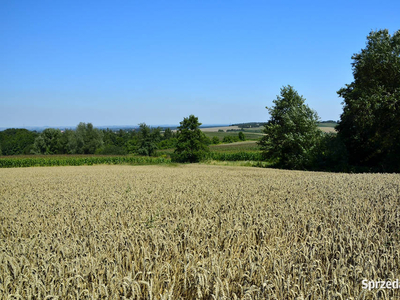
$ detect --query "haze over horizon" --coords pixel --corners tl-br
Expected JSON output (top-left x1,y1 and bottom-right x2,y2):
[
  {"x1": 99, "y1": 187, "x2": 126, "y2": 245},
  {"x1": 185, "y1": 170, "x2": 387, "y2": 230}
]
[{"x1": 1, "y1": 0, "x2": 399, "y2": 128}]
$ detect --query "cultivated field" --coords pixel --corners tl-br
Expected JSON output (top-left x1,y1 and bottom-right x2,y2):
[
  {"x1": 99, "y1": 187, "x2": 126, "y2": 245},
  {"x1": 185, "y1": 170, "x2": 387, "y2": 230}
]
[
  {"x1": 200, "y1": 126, "x2": 241, "y2": 132},
  {"x1": 319, "y1": 127, "x2": 337, "y2": 133},
  {"x1": 200, "y1": 125, "x2": 337, "y2": 134},
  {"x1": 209, "y1": 141, "x2": 259, "y2": 152},
  {"x1": 1, "y1": 165, "x2": 399, "y2": 299}
]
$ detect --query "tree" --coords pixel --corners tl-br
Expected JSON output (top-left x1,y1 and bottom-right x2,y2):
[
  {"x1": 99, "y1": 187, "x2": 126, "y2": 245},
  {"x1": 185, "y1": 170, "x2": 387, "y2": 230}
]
[
  {"x1": 32, "y1": 128, "x2": 62, "y2": 154},
  {"x1": 238, "y1": 131, "x2": 245, "y2": 141},
  {"x1": 0, "y1": 128, "x2": 38, "y2": 155},
  {"x1": 163, "y1": 128, "x2": 174, "y2": 140},
  {"x1": 258, "y1": 85, "x2": 321, "y2": 169},
  {"x1": 337, "y1": 29, "x2": 400, "y2": 171},
  {"x1": 75, "y1": 122, "x2": 104, "y2": 154},
  {"x1": 172, "y1": 115, "x2": 209, "y2": 162},
  {"x1": 137, "y1": 123, "x2": 161, "y2": 156}
]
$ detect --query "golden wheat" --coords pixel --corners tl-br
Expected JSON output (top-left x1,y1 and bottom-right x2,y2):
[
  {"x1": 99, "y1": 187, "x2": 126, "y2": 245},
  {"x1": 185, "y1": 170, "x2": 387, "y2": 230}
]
[{"x1": 0, "y1": 165, "x2": 399, "y2": 299}]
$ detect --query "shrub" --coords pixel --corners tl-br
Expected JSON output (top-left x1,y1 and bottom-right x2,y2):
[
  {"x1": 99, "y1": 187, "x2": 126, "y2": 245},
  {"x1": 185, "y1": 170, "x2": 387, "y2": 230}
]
[
  {"x1": 238, "y1": 132, "x2": 245, "y2": 141},
  {"x1": 211, "y1": 136, "x2": 220, "y2": 144}
]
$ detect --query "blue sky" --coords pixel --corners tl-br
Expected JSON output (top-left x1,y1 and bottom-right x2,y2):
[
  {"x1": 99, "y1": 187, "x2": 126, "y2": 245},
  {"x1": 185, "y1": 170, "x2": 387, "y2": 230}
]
[{"x1": 1, "y1": 0, "x2": 399, "y2": 127}]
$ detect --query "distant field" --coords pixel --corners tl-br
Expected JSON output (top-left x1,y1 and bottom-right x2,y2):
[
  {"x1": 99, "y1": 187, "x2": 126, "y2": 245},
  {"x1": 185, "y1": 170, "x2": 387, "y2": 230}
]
[
  {"x1": 203, "y1": 131, "x2": 264, "y2": 141},
  {"x1": 200, "y1": 126, "x2": 241, "y2": 132},
  {"x1": 209, "y1": 140, "x2": 259, "y2": 152},
  {"x1": 241, "y1": 126, "x2": 264, "y2": 132},
  {"x1": 317, "y1": 122, "x2": 338, "y2": 127},
  {"x1": 2, "y1": 165, "x2": 399, "y2": 299},
  {"x1": 202, "y1": 123, "x2": 337, "y2": 135},
  {"x1": 319, "y1": 127, "x2": 337, "y2": 133},
  {"x1": 317, "y1": 122, "x2": 337, "y2": 133}
]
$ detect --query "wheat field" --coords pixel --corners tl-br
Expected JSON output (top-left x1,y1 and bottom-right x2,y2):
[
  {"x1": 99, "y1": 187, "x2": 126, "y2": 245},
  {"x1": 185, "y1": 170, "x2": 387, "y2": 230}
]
[{"x1": 1, "y1": 165, "x2": 399, "y2": 299}]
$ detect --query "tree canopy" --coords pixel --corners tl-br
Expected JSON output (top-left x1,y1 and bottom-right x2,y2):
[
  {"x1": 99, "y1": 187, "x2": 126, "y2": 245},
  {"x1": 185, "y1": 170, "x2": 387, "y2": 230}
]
[
  {"x1": 137, "y1": 123, "x2": 161, "y2": 156},
  {"x1": 337, "y1": 29, "x2": 400, "y2": 171},
  {"x1": 172, "y1": 115, "x2": 209, "y2": 163},
  {"x1": 0, "y1": 129, "x2": 38, "y2": 155},
  {"x1": 258, "y1": 85, "x2": 321, "y2": 169}
]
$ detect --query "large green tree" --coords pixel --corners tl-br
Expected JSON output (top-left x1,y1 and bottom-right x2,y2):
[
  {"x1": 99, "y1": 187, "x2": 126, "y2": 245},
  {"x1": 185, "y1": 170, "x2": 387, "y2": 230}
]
[
  {"x1": 258, "y1": 85, "x2": 321, "y2": 169},
  {"x1": 32, "y1": 128, "x2": 63, "y2": 154},
  {"x1": 75, "y1": 122, "x2": 104, "y2": 154},
  {"x1": 337, "y1": 29, "x2": 400, "y2": 171},
  {"x1": 172, "y1": 115, "x2": 209, "y2": 163}
]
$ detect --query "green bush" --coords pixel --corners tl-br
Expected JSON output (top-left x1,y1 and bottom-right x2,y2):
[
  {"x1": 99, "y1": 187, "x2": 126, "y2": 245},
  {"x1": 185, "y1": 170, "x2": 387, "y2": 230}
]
[
  {"x1": 211, "y1": 136, "x2": 220, "y2": 144},
  {"x1": 222, "y1": 136, "x2": 239, "y2": 143}
]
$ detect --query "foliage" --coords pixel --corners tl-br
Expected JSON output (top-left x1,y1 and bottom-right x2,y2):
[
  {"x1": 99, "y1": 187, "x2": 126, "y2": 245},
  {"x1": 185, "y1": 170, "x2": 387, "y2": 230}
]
[
  {"x1": 157, "y1": 137, "x2": 177, "y2": 150},
  {"x1": 172, "y1": 115, "x2": 209, "y2": 163},
  {"x1": 0, "y1": 128, "x2": 38, "y2": 155},
  {"x1": 222, "y1": 135, "x2": 239, "y2": 143},
  {"x1": 211, "y1": 136, "x2": 220, "y2": 144},
  {"x1": 137, "y1": 123, "x2": 161, "y2": 156},
  {"x1": 163, "y1": 128, "x2": 175, "y2": 140},
  {"x1": 258, "y1": 85, "x2": 322, "y2": 169},
  {"x1": 310, "y1": 133, "x2": 349, "y2": 172},
  {"x1": 337, "y1": 29, "x2": 400, "y2": 171},
  {"x1": 32, "y1": 128, "x2": 63, "y2": 154},
  {"x1": 74, "y1": 122, "x2": 104, "y2": 154},
  {"x1": 0, "y1": 155, "x2": 170, "y2": 168},
  {"x1": 238, "y1": 131, "x2": 245, "y2": 141},
  {"x1": 102, "y1": 128, "x2": 134, "y2": 149},
  {"x1": 95, "y1": 145, "x2": 128, "y2": 155}
]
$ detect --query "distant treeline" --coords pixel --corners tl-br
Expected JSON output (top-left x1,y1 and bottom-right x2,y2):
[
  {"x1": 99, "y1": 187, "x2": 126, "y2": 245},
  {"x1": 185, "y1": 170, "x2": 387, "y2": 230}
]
[
  {"x1": 0, "y1": 123, "x2": 174, "y2": 156},
  {"x1": 0, "y1": 122, "x2": 245, "y2": 156},
  {"x1": 231, "y1": 122, "x2": 267, "y2": 129},
  {"x1": 318, "y1": 120, "x2": 338, "y2": 124}
]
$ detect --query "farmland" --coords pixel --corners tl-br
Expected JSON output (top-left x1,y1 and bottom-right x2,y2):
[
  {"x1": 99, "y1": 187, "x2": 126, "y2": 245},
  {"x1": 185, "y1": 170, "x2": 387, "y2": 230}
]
[
  {"x1": 202, "y1": 131, "x2": 264, "y2": 141},
  {"x1": 1, "y1": 165, "x2": 399, "y2": 299},
  {"x1": 200, "y1": 122, "x2": 337, "y2": 140}
]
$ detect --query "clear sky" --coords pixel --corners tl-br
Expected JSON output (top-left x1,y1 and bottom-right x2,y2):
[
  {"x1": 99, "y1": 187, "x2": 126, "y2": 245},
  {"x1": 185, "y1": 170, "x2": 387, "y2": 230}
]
[{"x1": 1, "y1": 0, "x2": 399, "y2": 128}]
